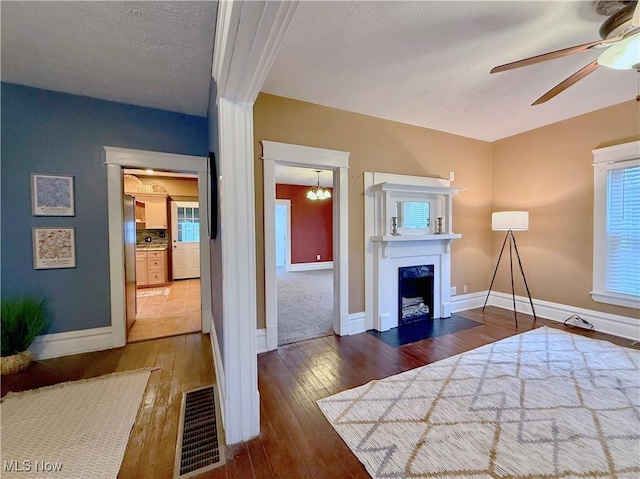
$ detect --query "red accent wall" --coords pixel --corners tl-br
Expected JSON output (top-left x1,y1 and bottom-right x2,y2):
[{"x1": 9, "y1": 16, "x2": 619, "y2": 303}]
[{"x1": 276, "y1": 184, "x2": 333, "y2": 264}]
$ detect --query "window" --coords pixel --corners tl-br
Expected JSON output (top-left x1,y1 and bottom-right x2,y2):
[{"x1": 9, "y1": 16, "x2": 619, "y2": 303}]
[
  {"x1": 177, "y1": 206, "x2": 200, "y2": 243},
  {"x1": 592, "y1": 141, "x2": 640, "y2": 309}
]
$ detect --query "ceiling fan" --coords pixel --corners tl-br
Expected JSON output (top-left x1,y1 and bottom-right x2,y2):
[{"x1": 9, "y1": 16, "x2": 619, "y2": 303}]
[{"x1": 491, "y1": 0, "x2": 640, "y2": 105}]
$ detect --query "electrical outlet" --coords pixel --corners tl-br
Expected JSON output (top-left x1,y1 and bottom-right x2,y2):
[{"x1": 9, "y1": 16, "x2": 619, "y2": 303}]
[
  {"x1": 463, "y1": 285, "x2": 468, "y2": 294},
  {"x1": 450, "y1": 286, "x2": 456, "y2": 296},
  {"x1": 316, "y1": 254, "x2": 321, "y2": 260},
  {"x1": 159, "y1": 231, "x2": 166, "y2": 238},
  {"x1": 144, "y1": 236, "x2": 152, "y2": 243}
]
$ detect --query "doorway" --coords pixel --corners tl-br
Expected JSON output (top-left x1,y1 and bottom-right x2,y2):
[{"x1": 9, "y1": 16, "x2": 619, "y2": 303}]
[
  {"x1": 261, "y1": 141, "x2": 350, "y2": 352},
  {"x1": 105, "y1": 147, "x2": 211, "y2": 348}
]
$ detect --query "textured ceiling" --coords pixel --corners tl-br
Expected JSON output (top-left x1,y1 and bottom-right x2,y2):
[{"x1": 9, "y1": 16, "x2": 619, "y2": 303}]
[
  {"x1": 263, "y1": 1, "x2": 639, "y2": 141},
  {"x1": 1, "y1": 1, "x2": 216, "y2": 116},
  {"x1": 275, "y1": 165, "x2": 334, "y2": 187}
]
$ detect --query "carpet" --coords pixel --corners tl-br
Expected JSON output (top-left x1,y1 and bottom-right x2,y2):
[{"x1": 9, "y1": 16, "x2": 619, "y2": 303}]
[
  {"x1": 1, "y1": 368, "x2": 156, "y2": 478},
  {"x1": 277, "y1": 268, "x2": 333, "y2": 345},
  {"x1": 368, "y1": 315, "x2": 482, "y2": 346},
  {"x1": 137, "y1": 287, "x2": 169, "y2": 298},
  {"x1": 317, "y1": 327, "x2": 640, "y2": 479}
]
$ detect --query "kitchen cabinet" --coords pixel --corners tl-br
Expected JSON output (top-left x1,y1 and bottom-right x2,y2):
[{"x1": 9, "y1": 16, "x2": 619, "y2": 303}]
[
  {"x1": 135, "y1": 194, "x2": 168, "y2": 229},
  {"x1": 136, "y1": 249, "x2": 168, "y2": 287}
]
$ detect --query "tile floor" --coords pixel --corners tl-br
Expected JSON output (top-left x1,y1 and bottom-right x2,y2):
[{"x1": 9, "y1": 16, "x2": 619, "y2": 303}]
[{"x1": 128, "y1": 279, "x2": 201, "y2": 342}]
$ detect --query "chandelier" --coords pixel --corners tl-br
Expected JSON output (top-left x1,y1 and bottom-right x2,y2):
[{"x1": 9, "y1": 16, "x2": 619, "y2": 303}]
[{"x1": 307, "y1": 170, "x2": 331, "y2": 200}]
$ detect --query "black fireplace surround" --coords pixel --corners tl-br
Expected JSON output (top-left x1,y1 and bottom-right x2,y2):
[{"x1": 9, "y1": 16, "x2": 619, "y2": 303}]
[{"x1": 398, "y1": 265, "x2": 434, "y2": 325}]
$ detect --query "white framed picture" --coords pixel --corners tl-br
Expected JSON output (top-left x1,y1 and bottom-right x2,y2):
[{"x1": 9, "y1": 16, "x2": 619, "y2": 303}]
[
  {"x1": 33, "y1": 227, "x2": 76, "y2": 269},
  {"x1": 31, "y1": 174, "x2": 75, "y2": 216}
]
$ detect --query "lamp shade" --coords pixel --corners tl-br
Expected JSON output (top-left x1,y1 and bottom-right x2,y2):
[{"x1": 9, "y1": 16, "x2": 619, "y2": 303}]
[{"x1": 492, "y1": 211, "x2": 528, "y2": 231}]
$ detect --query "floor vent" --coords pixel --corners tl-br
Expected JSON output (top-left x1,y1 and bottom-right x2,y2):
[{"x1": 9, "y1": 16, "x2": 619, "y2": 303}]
[{"x1": 174, "y1": 385, "x2": 224, "y2": 478}]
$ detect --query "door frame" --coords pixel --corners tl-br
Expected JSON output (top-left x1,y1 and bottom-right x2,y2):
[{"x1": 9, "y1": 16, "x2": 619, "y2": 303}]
[
  {"x1": 105, "y1": 146, "x2": 210, "y2": 347},
  {"x1": 275, "y1": 199, "x2": 291, "y2": 271},
  {"x1": 262, "y1": 140, "x2": 350, "y2": 351}
]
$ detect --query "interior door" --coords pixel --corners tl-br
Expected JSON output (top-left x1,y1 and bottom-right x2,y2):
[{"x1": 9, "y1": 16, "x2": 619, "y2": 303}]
[
  {"x1": 123, "y1": 194, "x2": 137, "y2": 335},
  {"x1": 171, "y1": 201, "x2": 201, "y2": 280}
]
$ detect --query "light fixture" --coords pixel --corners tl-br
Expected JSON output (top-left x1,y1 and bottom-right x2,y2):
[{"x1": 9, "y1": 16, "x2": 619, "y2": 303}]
[
  {"x1": 482, "y1": 211, "x2": 537, "y2": 327},
  {"x1": 597, "y1": 34, "x2": 640, "y2": 70},
  {"x1": 306, "y1": 170, "x2": 331, "y2": 201}
]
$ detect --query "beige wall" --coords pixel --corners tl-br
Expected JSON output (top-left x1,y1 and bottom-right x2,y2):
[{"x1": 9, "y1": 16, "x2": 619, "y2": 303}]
[
  {"x1": 254, "y1": 93, "x2": 493, "y2": 329},
  {"x1": 491, "y1": 100, "x2": 640, "y2": 319},
  {"x1": 128, "y1": 176, "x2": 199, "y2": 200}
]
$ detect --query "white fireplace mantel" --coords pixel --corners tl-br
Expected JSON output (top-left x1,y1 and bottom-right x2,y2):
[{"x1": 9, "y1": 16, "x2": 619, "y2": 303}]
[{"x1": 364, "y1": 173, "x2": 463, "y2": 332}]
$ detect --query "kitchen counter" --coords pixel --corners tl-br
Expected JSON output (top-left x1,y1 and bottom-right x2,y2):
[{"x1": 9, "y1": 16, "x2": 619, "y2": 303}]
[{"x1": 136, "y1": 245, "x2": 168, "y2": 251}]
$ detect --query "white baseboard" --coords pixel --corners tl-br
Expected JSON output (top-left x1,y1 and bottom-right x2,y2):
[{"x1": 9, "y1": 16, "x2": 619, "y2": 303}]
[
  {"x1": 487, "y1": 291, "x2": 640, "y2": 341},
  {"x1": 348, "y1": 312, "x2": 365, "y2": 335},
  {"x1": 289, "y1": 261, "x2": 333, "y2": 272},
  {"x1": 450, "y1": 291, "x2": 487, "y2": 313},
  {"x1": 209, "y1": 315, "x2": 226, "y2": 435},
  {"x1": 30, "y1": 326, "x2": 113, "y2": 360},
  {"x1": 256, "y1": 328, "x2": 267, "y2": 353}
]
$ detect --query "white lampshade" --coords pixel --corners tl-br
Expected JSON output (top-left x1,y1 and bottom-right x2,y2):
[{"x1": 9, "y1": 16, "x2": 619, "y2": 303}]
[
  {"x1": 597, "y1": 34, "x2": 640, "y2": 70},
  {"x1": 492, "y1": 211, "x2": 529, "y2": 231}
]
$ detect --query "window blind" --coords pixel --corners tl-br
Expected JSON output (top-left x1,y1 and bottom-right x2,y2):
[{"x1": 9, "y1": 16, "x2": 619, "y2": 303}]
[
  {"x1": 606, "y1": 166, "x2": 640, "y2": 296},
  {"x1": 402, "y1": 202, "x2": 430, "y2": 228}
]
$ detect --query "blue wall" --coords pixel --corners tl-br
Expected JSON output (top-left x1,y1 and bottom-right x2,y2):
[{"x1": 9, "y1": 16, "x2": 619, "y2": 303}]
[{"x1": 1, "y1": 83, "x2": 208, "y2": 333}]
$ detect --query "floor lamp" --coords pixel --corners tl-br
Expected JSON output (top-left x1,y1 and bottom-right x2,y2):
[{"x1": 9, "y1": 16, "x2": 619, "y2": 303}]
[{"x1": 482, "y1": 211, "x2": 537, "y2": 327}]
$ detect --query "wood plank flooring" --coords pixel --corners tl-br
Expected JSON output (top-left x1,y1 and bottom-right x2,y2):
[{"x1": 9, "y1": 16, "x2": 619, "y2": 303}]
[{"x1": 1, "y1": 307, "x2": 633, "y2": 478}]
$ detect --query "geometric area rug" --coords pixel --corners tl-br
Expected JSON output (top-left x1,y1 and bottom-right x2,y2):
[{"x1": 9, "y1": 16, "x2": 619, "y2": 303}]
[
  {"x1": 1, "y1": 368, "x2": 155, "y2": 479},
  {"x1": 317, "y1": 327, "x2": 640, "y2": 479}
]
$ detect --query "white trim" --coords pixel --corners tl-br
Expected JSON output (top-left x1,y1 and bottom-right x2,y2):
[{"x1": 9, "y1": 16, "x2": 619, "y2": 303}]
[
  {"x1": 105, "y1": 147, "x2": 211, "y2": 347},
  {"x1": 450, "y1": 291, "x2": 487, "y2": 312},
  {"x1": 275, "y1": 199, "x2": 291, "y2": 271},
  {"x1": 348, "y1": 312, "x2": 366, "y2": 335},
  {"x1": 256, "y1": 329, "x2": 267, "y2": 354},
  {"x1": 488, "y1": 292, "x2": 640, "y2": 341},
  {"x1": 262, "y1": 141, "x2": 350, "y2": 354},
  {"x1": 212, "y1": 0, "x2": 298, "y2": 444},
  {"x1": 209, "y1": 314, "x2": 226, "y2": 435},
  {"x1": 212, "y1": 1, "x2": 298, "y2": 103},
  {"x1": 31, "y1": 327, "x2": 113, "y2": 360},
  {"x1": 592, "y1": 141, "x2": 640, "y2": 310},
  {"x1": 218, "y1": 98, "x2": 260, "y2": 444},
  {"x1": 289, "y1": 261, "x2": 333, "y2": 272}
]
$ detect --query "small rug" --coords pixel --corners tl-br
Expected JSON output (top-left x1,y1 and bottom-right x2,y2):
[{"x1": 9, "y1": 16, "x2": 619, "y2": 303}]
[
  {"x1": 137, "y1": 287, "x2": 169, "y2": 298},
  {"x1": 368, "y1": 315, "x2": 482, "y2": 346},
  {"x1": 318, "y1": 327, "x2": 640, "y2": 479},
  {"x1": 1, "y1": 368, "x2": 156, "y2": 478}
]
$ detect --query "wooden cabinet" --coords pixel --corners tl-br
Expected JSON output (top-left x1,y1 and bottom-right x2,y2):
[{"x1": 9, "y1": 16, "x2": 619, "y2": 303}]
[
  {"x1": 136, "y1": 249, "x2": 168, "y2": 287},
  {"x1": 135, "y1": 194, "x2": 168, "y2": 229},
  {"x1": 136, "y1": 252, "x2": 148, "y2": 285}
]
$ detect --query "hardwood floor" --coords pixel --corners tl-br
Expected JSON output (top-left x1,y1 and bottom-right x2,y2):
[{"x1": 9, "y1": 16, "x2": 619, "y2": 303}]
[
  {"x1": 1, "y1": 307, "x2": 633, "y2": 478},
  {"x1": 1, "y1": 333, "x2": 214, "y2": 479}
]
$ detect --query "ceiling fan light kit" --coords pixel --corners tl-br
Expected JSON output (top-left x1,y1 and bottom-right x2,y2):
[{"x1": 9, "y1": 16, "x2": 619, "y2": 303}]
[{"x1": 491, "y1": 1, "x2": 639, "y2": 105}]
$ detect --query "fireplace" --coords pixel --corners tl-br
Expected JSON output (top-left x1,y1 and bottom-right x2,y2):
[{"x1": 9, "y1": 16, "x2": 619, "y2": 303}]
[{"x1": 398, "y1": 265, "x2": 434, "y2": 325}]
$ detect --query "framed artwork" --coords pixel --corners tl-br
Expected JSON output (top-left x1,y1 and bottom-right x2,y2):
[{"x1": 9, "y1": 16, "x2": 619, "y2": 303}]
[
  {"x1": 31, "y1": 174, "x2": 75, "y2": 216},
  {"x1": 33, "y1": 227, "x2": 76, "y2": 269}
]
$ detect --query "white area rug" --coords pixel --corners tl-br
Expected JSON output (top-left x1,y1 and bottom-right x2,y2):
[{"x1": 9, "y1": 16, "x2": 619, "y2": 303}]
[
  {"x1": 1, "y1": 368, "x2": 155, "y2": 478},
  {"x1": 277, "y1": 268, "x2": 333, "y2": 345},
  {"x1": 137, "y1": 287, "x2": 169, "y2": 298},
  {"x1": 318, "y1": 327, "x2": 640, "y2": 478}
]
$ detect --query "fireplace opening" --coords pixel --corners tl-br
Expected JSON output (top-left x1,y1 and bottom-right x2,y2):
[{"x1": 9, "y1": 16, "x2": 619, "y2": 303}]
[{"x1": 398, "y1": 265, "x2": 434, "y2": 325}]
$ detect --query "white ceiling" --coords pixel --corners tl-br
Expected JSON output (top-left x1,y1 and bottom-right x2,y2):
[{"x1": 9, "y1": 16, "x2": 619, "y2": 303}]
[
  {"x1": 275, "y1": 165, "x2": 333, "y2": 187},
  {"x1": 1, "y1": 1, "x2": 636, "y2": 142},
  {"x1": 1, "y1": 1, "x2": 216, "y2": 116},
  {"x1": 263, "y1": 1, "x2": 638, "y2": 141}
]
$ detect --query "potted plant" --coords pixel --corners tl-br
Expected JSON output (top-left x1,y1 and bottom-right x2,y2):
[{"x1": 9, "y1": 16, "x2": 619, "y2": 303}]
[{"x1": 1, "y1": 295, "x2": 51, "y2": 375}]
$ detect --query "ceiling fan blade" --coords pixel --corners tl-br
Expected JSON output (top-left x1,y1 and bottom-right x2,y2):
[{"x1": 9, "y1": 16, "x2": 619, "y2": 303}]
[
  {"x1": 532, "y1": 59, "x2": 599, "y2": 105},
  {"x1": 633, "y1": 2, "x2": 639, "y2": 27},
  {"x1": 490, "y1": 39, "x2": 606, "y2": 73}
]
